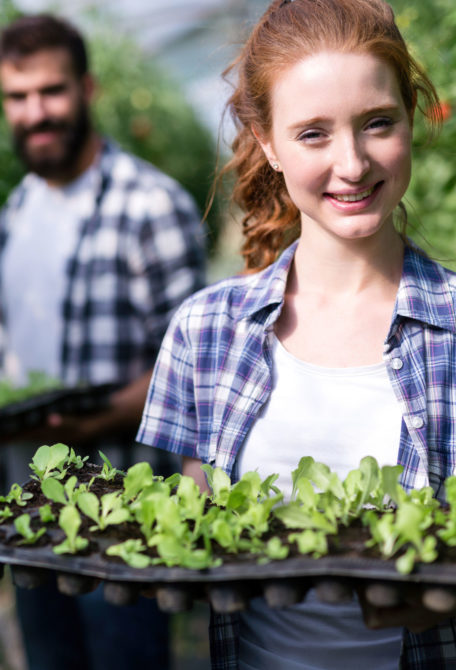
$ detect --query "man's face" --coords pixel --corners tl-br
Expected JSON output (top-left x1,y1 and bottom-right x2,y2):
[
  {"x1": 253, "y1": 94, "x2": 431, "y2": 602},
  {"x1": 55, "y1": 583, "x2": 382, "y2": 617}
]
[{"x1": 0, "y1": 48, "x2": 92, "y2": 179}]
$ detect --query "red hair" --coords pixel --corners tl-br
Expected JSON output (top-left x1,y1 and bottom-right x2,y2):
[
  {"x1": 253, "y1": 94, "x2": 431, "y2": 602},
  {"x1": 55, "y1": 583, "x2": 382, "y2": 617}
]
[{"x1": 221, "y1": 0, "x2": 440, "y2": 272}]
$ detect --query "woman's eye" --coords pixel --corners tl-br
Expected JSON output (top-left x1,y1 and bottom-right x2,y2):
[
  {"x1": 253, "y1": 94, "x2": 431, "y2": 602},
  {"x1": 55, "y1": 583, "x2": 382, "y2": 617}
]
[
  {"x1": 366, "y1": 117, "x2": 394, "y2": 131},
  {"x1": 298, "y1": 130, "x2": 325, "y2": 143}
]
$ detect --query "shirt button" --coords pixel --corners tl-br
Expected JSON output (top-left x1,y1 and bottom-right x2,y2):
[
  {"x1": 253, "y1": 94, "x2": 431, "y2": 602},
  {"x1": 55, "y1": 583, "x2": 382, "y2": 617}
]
[
  {"x1": 391, "y1": 357, "x2": 403, "y2": 370},
  {"x1": 411, "y1": 416, "x2": 424, "y2": 429}
]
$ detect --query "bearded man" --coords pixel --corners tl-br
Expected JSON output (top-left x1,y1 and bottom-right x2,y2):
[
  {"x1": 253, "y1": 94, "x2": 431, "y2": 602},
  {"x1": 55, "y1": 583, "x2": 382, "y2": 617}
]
[{"x1": 0, "y1": 13, "x2": 206, "y2": 670}]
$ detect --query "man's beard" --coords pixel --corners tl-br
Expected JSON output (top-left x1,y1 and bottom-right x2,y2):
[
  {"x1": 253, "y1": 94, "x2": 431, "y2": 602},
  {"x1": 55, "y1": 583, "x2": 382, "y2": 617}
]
[{"x1": 12, "y1": 101, "x2": 91, "y2": 180}]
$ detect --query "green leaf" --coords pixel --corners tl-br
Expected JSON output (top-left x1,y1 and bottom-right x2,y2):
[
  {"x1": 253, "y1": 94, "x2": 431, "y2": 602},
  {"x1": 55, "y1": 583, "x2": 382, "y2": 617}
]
[
  {"x1": 106, "y1": 539, "x2": 150, "y2": 568},
  {"x1": 291, "y1": 457, "x2": 315, "y2": 499},
  {"x1": 54, "y1": 505, "x2": 88, "y2": 554},
  {"x1": 77, "y1": 492, "x2": 100, "y2": 524},
  {"x1": 123, "y1": 462, "x2": 154, "y2": 501},
  {"x1": 39, "y1": 504, "x2": 56, "y2": 523},
  {"x1": 289, "y1": 529, "x2": 328, "y2": 557},
  {"x1": 41, "y1": 478, "x2": 67, "y2": 505},
  {"x1": 31, "y1": 443, "x2": 69, "y2": 480},
  {"x1": 395, "y1": 546, "x2": 417, "y2": 575},
  {"x1": 14, "y1": 513, "x2": 46, "y2": 545},
  {"x1": 380, "y1": 465, "x2": 404, "y2": 505},
  {"x1": 209, "y1": 468, "x2": 231, "y2": 506},
  {"x1": 265, "y1": 537, "x2": 289, "y2": 560}
]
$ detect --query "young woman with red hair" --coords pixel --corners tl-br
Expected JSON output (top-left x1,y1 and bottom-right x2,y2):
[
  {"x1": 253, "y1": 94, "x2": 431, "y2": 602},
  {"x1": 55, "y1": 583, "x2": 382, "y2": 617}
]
[{"x1": 138, "y1": 1, "x2": 456, "y2": 667}]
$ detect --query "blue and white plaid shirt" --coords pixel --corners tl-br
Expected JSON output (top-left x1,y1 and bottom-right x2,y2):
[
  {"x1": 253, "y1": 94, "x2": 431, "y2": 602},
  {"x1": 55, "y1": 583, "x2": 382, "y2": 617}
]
[
  {"x1": 0, "y1": 139, "x2": 206, "y2": 387},
  {"x1": 138, "y1": 241, "x2": 456, "y2": 669}
]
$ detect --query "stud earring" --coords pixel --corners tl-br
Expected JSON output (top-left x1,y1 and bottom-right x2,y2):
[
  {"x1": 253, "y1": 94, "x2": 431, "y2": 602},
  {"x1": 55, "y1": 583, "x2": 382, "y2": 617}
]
[{"x1": 271, "y1": 162, "x2": 280, "y2": 171}]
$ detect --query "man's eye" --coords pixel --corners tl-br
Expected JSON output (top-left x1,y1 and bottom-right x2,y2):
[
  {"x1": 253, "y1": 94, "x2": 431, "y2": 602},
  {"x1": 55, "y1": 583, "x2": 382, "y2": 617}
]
[
  {"x1": 5, "y1": 93, "x2": 26, "y2": 102},
  {"x1": 43, "y1": 86, "x2": 66, "y2": 96}
]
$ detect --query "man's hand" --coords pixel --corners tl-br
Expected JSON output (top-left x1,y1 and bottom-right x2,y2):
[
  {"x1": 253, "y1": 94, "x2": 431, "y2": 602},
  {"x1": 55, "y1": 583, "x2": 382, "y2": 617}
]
[{"x1": 0, "y1": 368, "x2": 153, "y2": 447}]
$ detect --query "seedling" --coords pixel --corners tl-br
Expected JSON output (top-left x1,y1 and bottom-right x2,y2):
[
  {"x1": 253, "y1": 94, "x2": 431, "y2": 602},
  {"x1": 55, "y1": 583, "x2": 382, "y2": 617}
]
[
  {"x1": 77, "y1": 491, "x2": 130, "y2": 531},
  {"x1": 0, "y1": 506, "x2": 13, "y2": 522},
  {"x1": 0, "y1": 483, "x2": 33, "y2": 507},
  {"x1": 53, "y1": 505, "x2": 89, "y2": 555},
  {"x1": 29, "y1": 443, "x2": 70, "y2": 481},
  {"x1": 97, "y1": 451, "x2": 124, "y2": 482},
  {"x1": 106, "y1": 539, "x2": 150, "y2": 568},
  {"x1": 289, "y1": 529, "x2": 328, "y2": 558},
  {"x1": 68, "y1": 448, "x2": 89, "y2": 470},
  {"x1": 41, "y1": 475, "x2": 85, "y2": 506},
  {"x1": 14, "y1": 514, "x2": 46, "y2": 545},
  {"x1": 123, "y1": 462, "x2": 155, "y2": 502},
  {"x1": 39, "y1": 504, "x2": 56, "y2": 523}
]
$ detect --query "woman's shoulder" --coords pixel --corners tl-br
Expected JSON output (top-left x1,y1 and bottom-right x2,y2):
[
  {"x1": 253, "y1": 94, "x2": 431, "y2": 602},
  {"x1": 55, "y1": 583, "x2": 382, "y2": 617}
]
[
  {"x1": 403, "y1": 246, "x2": 456, "y2": 326},
  {"x1": 175, "y1": 243, "x2": 296, "y2": 324},
  {"x1": 406, "y1": 246, "x2": 456, "y2": 289},
  {"x1": 176, "y1": 267, "x2": 271, "y2": 320}
]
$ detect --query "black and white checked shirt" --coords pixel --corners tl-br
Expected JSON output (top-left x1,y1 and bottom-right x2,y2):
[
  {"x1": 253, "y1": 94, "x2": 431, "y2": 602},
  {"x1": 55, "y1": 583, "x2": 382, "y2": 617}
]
[{"x1": 0, "y1": 139, "x2": 206, "y2": 387}]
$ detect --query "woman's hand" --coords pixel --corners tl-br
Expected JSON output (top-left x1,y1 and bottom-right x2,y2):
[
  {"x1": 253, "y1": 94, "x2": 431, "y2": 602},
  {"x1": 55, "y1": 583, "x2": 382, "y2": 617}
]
[{"x1": 357, "y1": 585, "x2": 456, "y2": 633}]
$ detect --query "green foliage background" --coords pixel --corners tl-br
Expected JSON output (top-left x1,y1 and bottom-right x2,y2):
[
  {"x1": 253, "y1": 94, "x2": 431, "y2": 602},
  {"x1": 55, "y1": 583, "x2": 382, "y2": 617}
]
[
  {"x1": 389, "y1": 0, "x2": 456, "y2": 267},
  {"x1": 0, "y1": 0, "x2": 222, "y2": 252},
  {"x1": 0, "y1": 0, "x2": 454, "y2": 264}
]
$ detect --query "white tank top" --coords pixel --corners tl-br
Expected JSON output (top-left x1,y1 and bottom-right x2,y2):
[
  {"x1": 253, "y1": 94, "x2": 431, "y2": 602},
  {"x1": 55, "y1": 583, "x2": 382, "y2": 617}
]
[
  {"x1": 1, "y1": 168, "x2": 97, "y2": 384},
  {"x1": 238, "y1": 334, "x2": 403, "y2": 670}
]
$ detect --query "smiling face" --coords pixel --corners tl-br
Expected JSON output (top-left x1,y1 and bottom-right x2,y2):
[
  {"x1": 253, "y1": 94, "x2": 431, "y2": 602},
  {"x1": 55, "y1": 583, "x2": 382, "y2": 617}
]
[
  {"x1": 257, "y1": 50, "x2": 413, "y2": 245},
  {"x1": 0, "y1": 48, "x2": 93, "y2": 180}
]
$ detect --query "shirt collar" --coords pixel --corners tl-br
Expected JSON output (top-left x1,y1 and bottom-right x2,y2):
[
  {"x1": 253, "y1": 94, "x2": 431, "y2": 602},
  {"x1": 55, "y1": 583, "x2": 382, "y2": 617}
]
[
  {"x1": 234, "y1": 241, "x2": 297, "y2": 322},
  {"x1": 236, "y1": 240, "x2": 456, "y2": 334},
  {"x1": 391, "y1": 244, "x2": 456, "y2": 334}
]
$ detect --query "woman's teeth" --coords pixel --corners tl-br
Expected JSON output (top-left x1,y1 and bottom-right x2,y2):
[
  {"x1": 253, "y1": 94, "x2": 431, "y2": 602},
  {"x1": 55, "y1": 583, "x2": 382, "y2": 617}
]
[{"x1": 331, "y1": 186, "x2": 376, "y2": 202}]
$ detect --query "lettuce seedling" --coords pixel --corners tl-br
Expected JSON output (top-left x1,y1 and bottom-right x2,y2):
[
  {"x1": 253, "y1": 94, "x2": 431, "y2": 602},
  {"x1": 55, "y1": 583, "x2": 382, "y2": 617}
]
[
  {"x1": 0, "y1": 483, "x2": 33, "y2": 507},
  {"x1": 106, "y1": 539, "x2": 150, "y2": 568},
  {"x1": 264, "y1": 537, "x2": 289, "y2": 561},
  {"x1": 53, "y1": 505, "x2": 89, "y2": 554},
  {"x1": 151, "y1": 537, "x2": 216, "y2": 569},
  {"x1": 77, "y1": 491, "x2": 130, "y2": 531},
  {"x1": 364, "y1": 500, "x2": 438, "y2": 574},
  {"x1": 67, "y1": 448, "x2": 89, "y2": 470},
  {"x1": 41, "y1": 475, "x2": 85, "y2": 506},
  {"x1": 0, "y1": 506, "x2": 13, "y2": 522},
  {"x1": 123, "y1": 462, "x2": 155, "y2": 502},
  {"x1": 289, "y1": 529, "x2": 328, "y2": 558},
  {"x1": 29, "y1": 443, "x2": 70, "y2": 481},
  {"x1": 14, "y1": 513, "x2": 46, "y2": 545},
  {"x1": 200, "y1": 465, "x2": 231, "y2": 506},
  {"x1": 273, "y1": 503, "x2": 337, "y2": 533},
  {"x1": 97, "y1": 451, "x2": 124, "y2": 482},
  {"x1": 39, "y1": 504, "x2": 56, "y2": 523}
]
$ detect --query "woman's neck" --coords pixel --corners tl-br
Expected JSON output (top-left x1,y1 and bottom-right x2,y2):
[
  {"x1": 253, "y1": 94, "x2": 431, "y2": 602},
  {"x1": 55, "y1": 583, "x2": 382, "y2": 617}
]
[{"x1": 292, "y1": 225, "x2": 404, "y2": 298}]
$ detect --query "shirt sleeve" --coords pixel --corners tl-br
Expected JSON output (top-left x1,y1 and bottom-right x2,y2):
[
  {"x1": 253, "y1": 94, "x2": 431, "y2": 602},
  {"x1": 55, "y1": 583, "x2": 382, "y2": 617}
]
[{"x1": 136, "y1": 303, "x2": 199, "y2": 459}]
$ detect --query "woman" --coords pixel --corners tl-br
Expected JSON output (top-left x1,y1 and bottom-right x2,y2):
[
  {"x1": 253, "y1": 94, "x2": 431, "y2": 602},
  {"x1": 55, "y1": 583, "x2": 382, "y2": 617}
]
[{"x1": 137, "y1": 0, "x2": 456, "y2": 667}]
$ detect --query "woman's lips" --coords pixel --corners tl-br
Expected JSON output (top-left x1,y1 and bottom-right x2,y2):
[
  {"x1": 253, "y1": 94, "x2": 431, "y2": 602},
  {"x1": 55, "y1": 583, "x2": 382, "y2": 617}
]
[{"x1": 324, "y1": 182, "x2": 383, "y2": 210}]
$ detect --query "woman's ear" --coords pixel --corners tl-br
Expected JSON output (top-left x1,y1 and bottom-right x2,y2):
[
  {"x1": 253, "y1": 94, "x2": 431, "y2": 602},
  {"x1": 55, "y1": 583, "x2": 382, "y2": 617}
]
[{"x1": 251, "y1": 125, "x2": 281, "y2": 172}]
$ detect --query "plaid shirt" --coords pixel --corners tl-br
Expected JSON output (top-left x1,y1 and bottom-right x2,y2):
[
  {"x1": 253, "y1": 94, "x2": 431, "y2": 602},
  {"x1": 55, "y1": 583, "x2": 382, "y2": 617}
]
[
  {"x1": 138, "y1": 240, "x2": 456, "y2": 669},
  {"x1": 0, "y1": 139, "x2": 205, "y2": 386}
]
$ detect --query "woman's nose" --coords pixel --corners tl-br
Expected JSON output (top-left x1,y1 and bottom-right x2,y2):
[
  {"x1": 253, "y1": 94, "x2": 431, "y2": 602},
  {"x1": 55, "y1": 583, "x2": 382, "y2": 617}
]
[{"x1": 332, "y1": 132, "x2": 370, "y2": 182}]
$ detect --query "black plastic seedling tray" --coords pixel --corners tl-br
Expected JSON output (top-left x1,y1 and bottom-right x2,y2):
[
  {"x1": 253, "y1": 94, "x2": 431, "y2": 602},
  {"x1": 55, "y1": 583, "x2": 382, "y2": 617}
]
[
  {"x1": 2, "y1": 461, "x2": 456, "y2": 614},
  {"x1": 0, "y1": 383, "x2": 119, "y2": 436},
  {"x1": 3, "y1": 529, "x2": 456, "y2": 614}
]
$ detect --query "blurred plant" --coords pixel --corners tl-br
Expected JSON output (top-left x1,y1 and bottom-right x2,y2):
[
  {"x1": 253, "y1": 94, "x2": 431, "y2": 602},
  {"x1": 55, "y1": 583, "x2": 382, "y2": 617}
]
[
  {"x1": 390, "y1": 0, "x2": 456, "y2": 268},
  {"x1": 0, "y1": 1, "x2": 222, "y2": 252}
]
